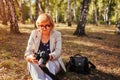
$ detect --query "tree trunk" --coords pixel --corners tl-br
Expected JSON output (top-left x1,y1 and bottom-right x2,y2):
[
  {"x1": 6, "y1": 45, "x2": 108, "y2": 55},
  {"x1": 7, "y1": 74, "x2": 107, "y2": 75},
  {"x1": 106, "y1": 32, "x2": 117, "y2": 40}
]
[
  {"x1": 38, "y1": 0, "x2": 45, "y2": 13},
  {"x1": 93, "y1": 0, "x2": 98, "y2": 26},
  {"x1": 55, "y1": 1, "x2": 59, "y2": 23},
  {"x1": 116, "y1": 21, "x2": 120, "y2": 34},
  {"x1": 29, "y1": 0, "x2": 33, "y2": 23},
  {"x1": 104, "y1": 0, "x2": 111, "y2": 25},
  {"x1": 15, "y1": 0, "x2": 25, "y2": 24},
  {"x1": 34, "y1": 0, "x2": 40, "y2": 28},
  {"x1": 0, "y1": 0, "x2": 7, "y2": 25},
  {"x1": 6, "y1": 0, "x2": 20, "y2": 34},
  {"x1": 115, "y1": 0, "x2": 119, "y2": 22},
  {"x1": 67, "y1": 0, "x2": 72, "y2": 26},
  {"x1": 34, "y1": 0, "x2": 45, "y2": 28},
  {"x1": 73, "y1": 0, "x2": 77, "y2": 23},
  {"x1": 56, "y1": 8, "x2": 59, "y2": 23},
  {"x1": 104, "y1": 7, "x2": 109, "y2": 25},
  {"x1": 74, "y1": 0, "x2": 91, "y2": 36},
  {"x1": 45, "y1": 0, "x2": 49, "y2": 13}
]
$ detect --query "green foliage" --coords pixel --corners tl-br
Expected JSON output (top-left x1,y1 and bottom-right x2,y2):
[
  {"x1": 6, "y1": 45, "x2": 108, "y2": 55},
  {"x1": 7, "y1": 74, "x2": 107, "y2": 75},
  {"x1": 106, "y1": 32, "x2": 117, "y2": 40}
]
[
  {"x1": 14, "y1": 0, "x2": 120, "y2": 25},
  {"x1": 22, "y1": 3, "x2": 30, "y2": 21}
]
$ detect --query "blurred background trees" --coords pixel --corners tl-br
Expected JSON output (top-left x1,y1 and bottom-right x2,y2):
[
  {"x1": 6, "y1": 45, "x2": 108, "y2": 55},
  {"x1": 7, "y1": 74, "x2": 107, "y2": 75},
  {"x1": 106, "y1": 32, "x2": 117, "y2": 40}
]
[{"x1": 0, "y1": 0, "x2": 120, "y2": 35}]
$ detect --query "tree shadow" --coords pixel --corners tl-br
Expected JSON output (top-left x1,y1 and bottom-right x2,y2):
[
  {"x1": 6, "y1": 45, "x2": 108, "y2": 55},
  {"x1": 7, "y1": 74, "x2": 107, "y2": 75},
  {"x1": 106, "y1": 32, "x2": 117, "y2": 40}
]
[{"x1": 58, "y1": 69, "x2": 120, "y2": 80}]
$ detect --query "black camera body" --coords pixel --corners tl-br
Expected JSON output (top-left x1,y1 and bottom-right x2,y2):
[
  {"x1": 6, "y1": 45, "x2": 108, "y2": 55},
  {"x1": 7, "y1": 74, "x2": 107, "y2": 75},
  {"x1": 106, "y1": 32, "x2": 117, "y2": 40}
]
[{"x1": 34, "y1": 51, "x2": 49, "y2": 65}]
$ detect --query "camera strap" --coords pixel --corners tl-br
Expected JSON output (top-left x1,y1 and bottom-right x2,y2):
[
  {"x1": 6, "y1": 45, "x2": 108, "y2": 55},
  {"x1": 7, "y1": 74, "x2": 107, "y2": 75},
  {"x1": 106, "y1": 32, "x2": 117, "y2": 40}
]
[{"x1": 39, "y1": 65, "x2": 59, "y2": 80}]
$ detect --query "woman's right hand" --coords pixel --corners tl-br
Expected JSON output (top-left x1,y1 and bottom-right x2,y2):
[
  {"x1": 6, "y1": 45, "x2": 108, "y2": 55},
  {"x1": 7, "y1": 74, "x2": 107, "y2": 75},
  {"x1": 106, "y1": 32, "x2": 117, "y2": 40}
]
[{"x1": 25, "y1": 54, "x2": 38, "y2": 64}]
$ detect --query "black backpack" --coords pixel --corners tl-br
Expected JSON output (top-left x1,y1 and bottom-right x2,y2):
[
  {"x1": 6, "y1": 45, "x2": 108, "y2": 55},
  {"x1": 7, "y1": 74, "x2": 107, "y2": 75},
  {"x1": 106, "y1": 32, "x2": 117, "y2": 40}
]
[{"x1": 66, "y1": 54, "x2": 96, "y2": 74}]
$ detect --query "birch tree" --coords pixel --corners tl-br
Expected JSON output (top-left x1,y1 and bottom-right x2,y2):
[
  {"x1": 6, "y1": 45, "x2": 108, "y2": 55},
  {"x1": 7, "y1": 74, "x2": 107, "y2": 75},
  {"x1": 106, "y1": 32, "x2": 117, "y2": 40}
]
[
  {"x1": 5, "y1": 0, "x2": 20, "y2": 33},
  {"x1": 74, "y1": 0, "x2": 91, "y2": 36},
  {"x1": 0, "y1": 0, "x2": 7, "y2": 25}
]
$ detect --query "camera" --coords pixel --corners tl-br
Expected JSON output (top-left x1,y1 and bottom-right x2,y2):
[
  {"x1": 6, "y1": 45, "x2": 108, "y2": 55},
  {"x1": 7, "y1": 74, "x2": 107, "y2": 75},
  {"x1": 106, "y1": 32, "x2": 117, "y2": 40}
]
[{"x1": 34, "y1": 51, "x2": 49, "y2": 65}]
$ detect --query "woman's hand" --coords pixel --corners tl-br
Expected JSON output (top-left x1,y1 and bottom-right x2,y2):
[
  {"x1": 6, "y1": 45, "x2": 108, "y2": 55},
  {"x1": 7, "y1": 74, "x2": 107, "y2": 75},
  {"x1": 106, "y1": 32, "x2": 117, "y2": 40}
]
[
  {"x1": 25, "y1": 54, "x2": 38, "y2": 64},
  {"x1": 49, "y1": 54, "x2": 53, "y2": 60}
]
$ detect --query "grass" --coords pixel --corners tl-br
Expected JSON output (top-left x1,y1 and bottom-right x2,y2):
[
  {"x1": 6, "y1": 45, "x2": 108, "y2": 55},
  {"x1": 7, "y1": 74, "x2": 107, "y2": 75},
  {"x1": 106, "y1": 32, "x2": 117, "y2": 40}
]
[{"x1": 0, "y1": 23, "x2": 120, "y2": 80}]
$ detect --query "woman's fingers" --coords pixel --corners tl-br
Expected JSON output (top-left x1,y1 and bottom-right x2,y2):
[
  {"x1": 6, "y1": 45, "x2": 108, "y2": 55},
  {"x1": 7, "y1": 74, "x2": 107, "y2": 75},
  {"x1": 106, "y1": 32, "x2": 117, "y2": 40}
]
[
  {"x1": 32, "y1": 58, "x2": 38, "y2": 64},
  {"x1": 26, "y1": 54, "x2": 38, "y2": 64},
  {"x1": 49, "y1": 55, "x2": 53, "y2": 60}
]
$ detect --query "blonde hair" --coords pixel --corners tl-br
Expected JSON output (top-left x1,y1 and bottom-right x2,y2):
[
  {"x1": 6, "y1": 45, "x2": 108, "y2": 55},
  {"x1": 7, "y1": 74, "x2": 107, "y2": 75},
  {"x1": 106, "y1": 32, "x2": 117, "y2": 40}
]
[{"x1": 36, "y1": 13, "x2": 54, "y2": 29}]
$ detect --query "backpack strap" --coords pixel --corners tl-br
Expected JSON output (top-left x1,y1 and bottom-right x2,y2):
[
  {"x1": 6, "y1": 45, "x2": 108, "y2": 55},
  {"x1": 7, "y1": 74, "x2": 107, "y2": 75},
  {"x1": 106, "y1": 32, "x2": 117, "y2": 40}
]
[
  {"x1": 73, "y1": 54, "x2": 81, "y2": 57},
  {"x1": 88, "y1": 61, "x2": 96, "y2": 69}
]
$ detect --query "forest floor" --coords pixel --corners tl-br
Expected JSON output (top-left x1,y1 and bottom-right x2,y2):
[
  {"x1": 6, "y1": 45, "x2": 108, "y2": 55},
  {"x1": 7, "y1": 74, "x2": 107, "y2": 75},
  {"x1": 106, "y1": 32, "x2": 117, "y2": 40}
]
[{"x1": 0, "y1": 23, "x2": 120, "y2": 80}]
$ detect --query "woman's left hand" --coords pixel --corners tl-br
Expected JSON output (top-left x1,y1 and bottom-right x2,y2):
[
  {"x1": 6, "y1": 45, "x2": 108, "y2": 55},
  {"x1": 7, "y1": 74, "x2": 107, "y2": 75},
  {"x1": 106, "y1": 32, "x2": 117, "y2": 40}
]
[{"x1": 49, "y1": 54, "x2": 53, "y2": 60}]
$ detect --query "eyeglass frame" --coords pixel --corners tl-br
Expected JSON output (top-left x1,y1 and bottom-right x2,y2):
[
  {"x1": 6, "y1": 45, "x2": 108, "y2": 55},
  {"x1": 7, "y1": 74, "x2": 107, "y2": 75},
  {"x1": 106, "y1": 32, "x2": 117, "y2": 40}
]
[{"x1": 38, "y1": 24, "x2": 51, "y2": 29}]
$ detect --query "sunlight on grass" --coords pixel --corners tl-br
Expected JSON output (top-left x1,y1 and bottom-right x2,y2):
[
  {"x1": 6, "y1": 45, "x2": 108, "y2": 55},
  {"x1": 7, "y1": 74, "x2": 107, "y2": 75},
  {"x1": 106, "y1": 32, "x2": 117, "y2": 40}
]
[
  {"x1": 69, "y1": 40, "x2": 96, "y2": 46},
  {"x1": 18, "y1": 23, "x2": 35, "y2": 33},
  {"x1": 0, "y1": 50, "x2": 12, "y2": 59}
]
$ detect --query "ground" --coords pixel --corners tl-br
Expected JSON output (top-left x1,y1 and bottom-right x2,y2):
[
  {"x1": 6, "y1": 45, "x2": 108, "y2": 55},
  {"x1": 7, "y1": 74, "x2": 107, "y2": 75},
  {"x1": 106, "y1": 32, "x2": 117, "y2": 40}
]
[{"x1": 0, "y1": 23, "x2": 120, "y2": 80}]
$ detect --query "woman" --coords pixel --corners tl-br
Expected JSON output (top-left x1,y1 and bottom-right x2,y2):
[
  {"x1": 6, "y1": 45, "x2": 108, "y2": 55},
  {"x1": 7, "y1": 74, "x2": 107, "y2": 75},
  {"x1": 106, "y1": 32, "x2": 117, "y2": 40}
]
[{"x1": 24, "y1": 13, "x2": 66, "y2": 80}]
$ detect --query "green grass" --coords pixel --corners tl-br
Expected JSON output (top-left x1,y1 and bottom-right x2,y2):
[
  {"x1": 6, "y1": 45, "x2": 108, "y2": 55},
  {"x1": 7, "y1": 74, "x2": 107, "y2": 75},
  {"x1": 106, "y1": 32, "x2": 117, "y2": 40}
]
[{"x1": 0, "y1": 23, "x2": 120, "y2": 80}]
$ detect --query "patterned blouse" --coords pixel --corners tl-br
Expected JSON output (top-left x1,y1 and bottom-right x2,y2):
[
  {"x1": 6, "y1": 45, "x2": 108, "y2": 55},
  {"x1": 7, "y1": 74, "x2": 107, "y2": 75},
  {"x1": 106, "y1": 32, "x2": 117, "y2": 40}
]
[{"x1": 38, "y1": 40, "x2": 50, "y2": 54}]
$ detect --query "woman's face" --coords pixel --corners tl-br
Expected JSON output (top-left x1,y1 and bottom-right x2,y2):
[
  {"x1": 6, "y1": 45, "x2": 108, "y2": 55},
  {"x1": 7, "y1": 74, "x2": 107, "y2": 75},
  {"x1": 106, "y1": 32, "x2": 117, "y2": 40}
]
[{"x1": 38, "y1": 20, "x2": 52, "y2": 33}]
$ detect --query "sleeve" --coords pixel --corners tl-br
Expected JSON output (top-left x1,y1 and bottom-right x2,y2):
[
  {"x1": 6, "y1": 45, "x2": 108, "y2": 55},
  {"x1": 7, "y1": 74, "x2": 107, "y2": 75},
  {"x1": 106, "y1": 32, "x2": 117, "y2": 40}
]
[
  {"x1": 50, "y1": 32, "x2": 62, "y2": 60},
  {"x1": 24, "y1": 30, "x2": 35, "y2": 58}
]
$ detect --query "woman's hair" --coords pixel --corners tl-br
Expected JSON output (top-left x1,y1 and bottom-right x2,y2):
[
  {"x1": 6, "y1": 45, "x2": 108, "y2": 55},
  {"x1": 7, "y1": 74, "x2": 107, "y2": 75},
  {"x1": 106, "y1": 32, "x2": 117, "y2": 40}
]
[{"x1": 36, "y1": 13, "x2": 54, "y2": 29}]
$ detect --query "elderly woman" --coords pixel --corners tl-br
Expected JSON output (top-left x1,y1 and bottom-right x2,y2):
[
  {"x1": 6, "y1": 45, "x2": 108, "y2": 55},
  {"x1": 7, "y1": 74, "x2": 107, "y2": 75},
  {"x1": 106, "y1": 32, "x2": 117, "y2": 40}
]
[{"x1": 24, "y1": 13, "x2": 66, "y2": 80}]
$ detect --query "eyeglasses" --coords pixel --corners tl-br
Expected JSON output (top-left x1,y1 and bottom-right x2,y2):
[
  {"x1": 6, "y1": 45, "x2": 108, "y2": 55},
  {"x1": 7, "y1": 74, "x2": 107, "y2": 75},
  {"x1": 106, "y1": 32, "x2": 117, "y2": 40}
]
[{"x1": 38, "y1": 24, "x2": 51, "y2": 29}]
